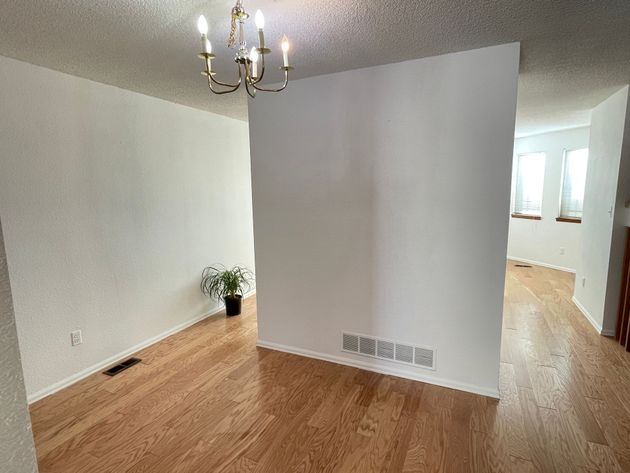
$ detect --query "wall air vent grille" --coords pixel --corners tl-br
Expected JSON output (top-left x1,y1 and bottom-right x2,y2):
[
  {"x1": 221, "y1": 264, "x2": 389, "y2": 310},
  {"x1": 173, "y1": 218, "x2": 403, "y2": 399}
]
[
  {"x1": 359, "y1": 336, "x2": 376, "y2": 356},
  {"x1": 377, "y1": 340, "x2": 394, "y2": 360},
  {"x1": 341, "y1": 332, "x2": 435, "y2": 370},
  {"x1": 414, "y1": 347, "x2": 435, "y2": 368},
  {"x1": 343, "y1": 333, "x2": 359, "y2": 353},
  {"x1": 395, "y1": 343, "x2": 414, "y2": 364}
]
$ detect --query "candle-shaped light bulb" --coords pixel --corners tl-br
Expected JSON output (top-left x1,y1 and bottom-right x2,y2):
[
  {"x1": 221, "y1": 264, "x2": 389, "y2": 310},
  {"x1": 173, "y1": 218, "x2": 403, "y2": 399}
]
[
  {"x1": 255, "y1": 10, "x2": 265, "y2": 49},
  {"x1": 255, "y1": 10, "x2": 265, "y2": 29},
  {"x1": 206, "y1": 39, "x2": 213, "y2": 72},
  {"x1": 197, "y1": 15, "x2": 208, "y2": 35},
  {"x1": 203, "y1": 38, "x2": 212, "y2": 54},
  {"x1": 281, "y1": 35, "x2": 290, "y2": 52},
  {"x1": 250, "y1": 47, "x2": 259, "y2": 78},
  {"x1": 281, "y1": 35, "x2": 289, "y2": 67}
]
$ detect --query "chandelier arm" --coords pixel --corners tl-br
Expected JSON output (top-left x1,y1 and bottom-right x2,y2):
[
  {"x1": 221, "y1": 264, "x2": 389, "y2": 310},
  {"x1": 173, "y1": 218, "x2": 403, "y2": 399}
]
[
  {"x1": 206, "y1": 64, "x2": 243, "y2": 94},
  {"x1": 209, "y1": 70, "x2": 242, "y2": 89},
  {"x1": 207, "y1": 58, "x2": 242, "y2": 88},
  {"x1": 207, "y1": 76, "x2": 240, "y2": 94},
  {"x1": 251, "y1": 70, "x2": 289, "y2": 92}
]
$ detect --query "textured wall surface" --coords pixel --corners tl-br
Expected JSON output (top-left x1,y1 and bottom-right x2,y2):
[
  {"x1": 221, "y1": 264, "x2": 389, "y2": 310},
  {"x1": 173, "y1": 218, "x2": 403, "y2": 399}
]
[
  {"x1": 601, "y1": 87, "x2": 630, "y2": 333},
  {"x1": 0, "y1": 0, "x2": 628, "y2": 135},
  {"x1": 0, "y1": 55, "x2": 255, "y2": 400},
  {"x1": 0, "y1": 218, "x2": 39, "y2": 473},
  {"x1": 250, "y1": 43, "x2": 519, "y2": 397},
  {"x1": 574, "y1": 87, "x2": 630, "y2": 333}
]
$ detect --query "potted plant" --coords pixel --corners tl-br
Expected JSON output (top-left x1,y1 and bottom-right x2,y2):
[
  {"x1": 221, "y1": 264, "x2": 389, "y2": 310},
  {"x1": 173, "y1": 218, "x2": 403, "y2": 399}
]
[{"x1": 200, "y1": 265, "x2": 254, "y2": 316}]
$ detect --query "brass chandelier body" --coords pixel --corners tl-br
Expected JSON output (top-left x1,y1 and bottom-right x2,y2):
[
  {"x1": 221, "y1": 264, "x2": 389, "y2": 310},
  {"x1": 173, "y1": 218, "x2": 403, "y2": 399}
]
[{"x1": 197, "y1": 0, "x2": 292, "y2": 98}]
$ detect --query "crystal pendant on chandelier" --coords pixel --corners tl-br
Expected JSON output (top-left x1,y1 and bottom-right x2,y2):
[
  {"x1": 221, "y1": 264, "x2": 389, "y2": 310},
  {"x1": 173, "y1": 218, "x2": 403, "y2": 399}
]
[{"x1": 196, "y1": 0, "x2": 293, "y2": 98}]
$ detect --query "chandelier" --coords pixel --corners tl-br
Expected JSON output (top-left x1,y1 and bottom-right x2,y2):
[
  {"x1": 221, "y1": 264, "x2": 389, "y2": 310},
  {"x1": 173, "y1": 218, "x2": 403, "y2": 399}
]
[{"x1": 196, "y1": 0, "x2": 292, "y2": 98}]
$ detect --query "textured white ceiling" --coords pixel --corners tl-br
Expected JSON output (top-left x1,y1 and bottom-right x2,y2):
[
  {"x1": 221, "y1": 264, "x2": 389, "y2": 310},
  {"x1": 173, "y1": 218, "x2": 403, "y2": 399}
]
[{"x1": 0, "y1": 1, "x2": 628, "y2": 136}]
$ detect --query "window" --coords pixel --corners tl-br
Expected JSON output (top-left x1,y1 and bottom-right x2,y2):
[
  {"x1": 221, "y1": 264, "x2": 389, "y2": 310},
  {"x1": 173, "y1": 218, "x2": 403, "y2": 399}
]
[
  {"x1": 558, "y1": 148, "x2": 588, "y2": 222},
  {"x1": 513, "y1": 152, "x2": 546, "y2": 219}
]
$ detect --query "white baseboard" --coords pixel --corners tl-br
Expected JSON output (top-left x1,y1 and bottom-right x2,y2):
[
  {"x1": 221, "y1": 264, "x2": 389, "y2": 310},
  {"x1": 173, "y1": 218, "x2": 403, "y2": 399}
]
[
  {"x1": 571, "y1": 295, "x2": 609, "y2": 335},
  {"x1": 508, "y1": 256, "x2": 575, "y2": 274},
  {"x1": 28, "y1": 291, "x2": 256, "y2": 404},
  {"x1": 256, "y1": 339, "x2": 500, "y2": 399}
]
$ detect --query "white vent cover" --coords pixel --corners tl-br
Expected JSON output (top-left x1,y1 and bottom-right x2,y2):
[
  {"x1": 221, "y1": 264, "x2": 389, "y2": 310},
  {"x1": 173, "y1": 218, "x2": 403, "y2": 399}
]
[
  {"x1": 342, "y1": 333, "x2": 359, "y2": 352},
  {"x1": 414, "y1": 346, "x2": 435, "y2": 369},
  {"x1": 359, "y1": 336, "x2": 376, "y2": 356},
  {"x1": 341, "y1": 331, "x2": 436, "y2": 370},
  {"x1": 377, "y1": 340, "x2": 394, "y2": 360},
  {"x1": 395, "y1": 343, "x2": 414, "y2": 364}
]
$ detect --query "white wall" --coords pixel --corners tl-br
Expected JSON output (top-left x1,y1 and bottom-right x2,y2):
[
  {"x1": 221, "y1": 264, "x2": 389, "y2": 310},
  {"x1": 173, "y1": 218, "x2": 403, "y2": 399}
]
[
  {"x1": 249, "y1": 43, "x2": 520, "y2": 397},
  {"x1": 0, "y1": 219, "x2": 38, "y2": 472},
  {"x1": 0, "y1": 56, "x2": 255, "y2": 400},
  {"x1": 602, "y1": 86, "x2": 630, "y2": 334},
  {"x1": 507, "y1": 127, "x2": 590, "y2": 272},
  {"x1": 574, "y1": 86, "x2": 630, "y2": 334}
]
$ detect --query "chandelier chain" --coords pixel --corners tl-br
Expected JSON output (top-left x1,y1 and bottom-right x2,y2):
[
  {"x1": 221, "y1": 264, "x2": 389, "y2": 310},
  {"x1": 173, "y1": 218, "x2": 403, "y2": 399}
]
[{"x1": 228, "y1": 0, "x2": 244, "y2": 48}]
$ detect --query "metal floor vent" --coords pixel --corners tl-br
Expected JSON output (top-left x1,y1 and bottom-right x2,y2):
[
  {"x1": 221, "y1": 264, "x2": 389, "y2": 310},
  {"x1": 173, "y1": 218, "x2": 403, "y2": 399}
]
[
  {"x1": 103, "y1": 357, "x2": 142, "y2": 376},
  {"x1": 515, "y1": 264, "x2": 532, "y2": 268},
  {"x1": 341, "y1": 332, "x2": 435, "y2": 370}
]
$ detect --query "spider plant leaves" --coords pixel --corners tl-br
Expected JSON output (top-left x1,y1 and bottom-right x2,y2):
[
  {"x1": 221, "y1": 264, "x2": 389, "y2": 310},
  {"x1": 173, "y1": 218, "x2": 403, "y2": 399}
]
[{"x1": 200, "y1": 264, "x2": 254, "y2": 301}]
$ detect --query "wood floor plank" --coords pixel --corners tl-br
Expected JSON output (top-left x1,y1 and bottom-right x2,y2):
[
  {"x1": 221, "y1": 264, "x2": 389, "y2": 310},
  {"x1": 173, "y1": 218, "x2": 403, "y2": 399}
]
[
  {"x1": 376, "y1": 379, "x2": 425, "y2": 473},
  {"x1": 401, "y1": 384, "x2": 452, "y2": 473},
  {"x1": 540, "y1": 407, "x2": 587, "y2": 473},
  {"x1": 529, "y1": 364, "x2": 561, "y2": 409},
  {"x1": 585, "y1": 395, "x2": 630, "y2": 471},
  {"x1": 470, "y1": 429, "x2": 520, "y2": 473},
  {"x1": 485, "y1": 362, "x2": 531, "y2": 461},
  {"x1": 244, "y1": 361, "x2": 343, "y2": 471},
  {"x1": 586, "y1": 442, "x2": 626, "y2": 473},
  {"x1": 518, "y1": 387, "x2": 557, "y2": 473},
  {"x1": 335, "y1": 384, "x2": 406, "y2": 472}
]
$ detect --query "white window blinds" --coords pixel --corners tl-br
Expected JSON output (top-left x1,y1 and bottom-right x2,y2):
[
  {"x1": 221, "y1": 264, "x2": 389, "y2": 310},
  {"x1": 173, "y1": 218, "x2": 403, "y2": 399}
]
[
  {"x1": 514, "y1": 152, "x2": 546, "y2": 216},
  {"x1": 559, "y1": 148, "x2": 588, "y2": 219}
]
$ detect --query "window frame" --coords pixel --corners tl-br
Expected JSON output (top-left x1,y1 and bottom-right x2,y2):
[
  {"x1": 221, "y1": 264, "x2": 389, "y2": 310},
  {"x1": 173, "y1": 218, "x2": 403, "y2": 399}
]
[
  {"x1": 511, "y1": 151, "x2": 546, "y2": 220},
  {"x1": 556, "y1": 147, "x2": 588, "y2": 224}
]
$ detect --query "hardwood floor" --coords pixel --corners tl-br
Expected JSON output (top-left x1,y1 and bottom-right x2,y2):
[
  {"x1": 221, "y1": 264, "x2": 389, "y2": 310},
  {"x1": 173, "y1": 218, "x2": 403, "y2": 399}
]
[{"x1": 30, "y1": 262, "x2": 630, "y2": 472}]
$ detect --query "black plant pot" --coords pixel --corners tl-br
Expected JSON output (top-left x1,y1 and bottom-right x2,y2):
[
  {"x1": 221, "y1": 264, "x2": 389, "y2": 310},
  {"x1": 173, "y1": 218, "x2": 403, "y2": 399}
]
[{"x1": 224, "y1": 294, "x2": 243, "y2": 316}]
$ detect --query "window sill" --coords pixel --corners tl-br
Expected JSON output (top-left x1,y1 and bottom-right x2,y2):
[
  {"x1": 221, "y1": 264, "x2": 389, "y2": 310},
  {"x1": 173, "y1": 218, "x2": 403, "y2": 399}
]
[
  {"x1": 511, "y1": 213, "x2": 542, "y2": 220},
  {"x1": 556, "y1": 217, "x2": 581, "y2": 224}
]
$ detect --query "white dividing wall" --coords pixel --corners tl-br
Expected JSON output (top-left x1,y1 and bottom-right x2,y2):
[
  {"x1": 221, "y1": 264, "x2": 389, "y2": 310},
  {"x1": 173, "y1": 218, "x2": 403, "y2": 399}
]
[
  {"x1": 605, "y1": 88, "x2": 630, "y2": 336},
  {"x1": 507, "y1": 127, "x2": 590, "y2": 272},
  {"x1": 249, "y1": 43, "x2": 520, "y2": 397},
  {"x1": 574, "y1": 86, "x2": 630, "y2": 334},
  {"x1": 0, "y1": 56, "x2": 255, "y2": 400}
]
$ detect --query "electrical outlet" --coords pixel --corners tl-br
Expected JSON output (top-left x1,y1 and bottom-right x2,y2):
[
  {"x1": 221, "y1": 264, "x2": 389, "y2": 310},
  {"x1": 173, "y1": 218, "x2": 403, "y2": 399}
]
[
  {"x1": 71, "y1": 330, "x2": 83, "y2": 346},
  {"x1": 559, "y1": 247, "x2": 565, "y2": 255},
  {"x1": 582, "y1": 277, "x2": 586, "y2": 288}
]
